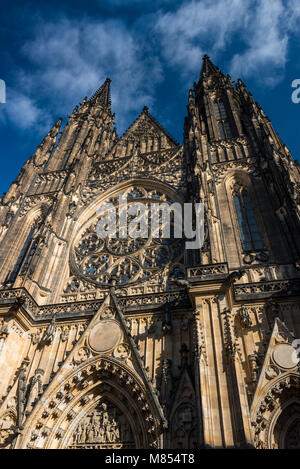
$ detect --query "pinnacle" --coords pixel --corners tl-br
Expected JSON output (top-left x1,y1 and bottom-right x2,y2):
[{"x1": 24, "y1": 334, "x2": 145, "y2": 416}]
[
  {"x1": 200, "y1": 54, "x2": 221, "y2": 77},
  {"x1": 89, "y1": 77, "x2": 112, "y2": 108}
]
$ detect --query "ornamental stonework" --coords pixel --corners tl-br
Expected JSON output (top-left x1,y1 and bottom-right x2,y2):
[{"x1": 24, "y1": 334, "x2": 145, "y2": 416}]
[{"x1": 0, "y1": 56, "x2": 299, "y2": 449}]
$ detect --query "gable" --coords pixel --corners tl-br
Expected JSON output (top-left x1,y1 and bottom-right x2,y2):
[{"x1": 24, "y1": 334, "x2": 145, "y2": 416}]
[{"x1": 107, "y1": 108, "x2": 178, "y2": 159}]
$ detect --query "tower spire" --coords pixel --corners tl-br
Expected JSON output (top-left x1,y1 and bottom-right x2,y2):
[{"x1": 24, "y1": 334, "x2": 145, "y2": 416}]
[
  {"x1": 200, "y1": 54, "x2": 223, "y2": 79},
  {"x1": 195, "y1": 54, "x2": 231, "y2": 95},
  {"x1": 89, "y1": 77, "x2": 111, "y2": 108}
]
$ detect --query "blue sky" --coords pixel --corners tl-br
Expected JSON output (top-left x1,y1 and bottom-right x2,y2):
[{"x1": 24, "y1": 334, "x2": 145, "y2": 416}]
[{"x1": 0, "y1": 0, "x2": 300, "y2": 194}]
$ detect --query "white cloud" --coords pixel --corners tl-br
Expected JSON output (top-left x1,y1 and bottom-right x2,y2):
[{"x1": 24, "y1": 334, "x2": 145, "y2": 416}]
[
  {"x1": 155, "y1": 0, "x2": 248, "y2": 75},
  {"x1": 155, "y1": 0, "x2": 300, "y2": 84},
  {"x1": 230, "y1": 0, "x2": 289, "y2": 85},
  {"x1": 2, "y1": 17, "x2": 163, "y2": 134},
  {"x1": 286, "y1": 0, "x2": 300, "y2": 29},
  {"x1": 2, "y1": 1, "x2": 300, "y2": 134},
  {"x1": 0, "y1": 88, "x2": 50, "y2": 131}
]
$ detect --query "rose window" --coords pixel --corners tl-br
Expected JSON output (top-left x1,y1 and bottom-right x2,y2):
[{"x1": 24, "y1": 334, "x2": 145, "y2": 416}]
[{"x1": 71, "y1": 185, "x2": 184, "y2": 287}]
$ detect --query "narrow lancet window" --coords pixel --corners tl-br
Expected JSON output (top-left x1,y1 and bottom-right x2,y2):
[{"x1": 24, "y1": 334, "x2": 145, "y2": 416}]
[
  {"x1": 214, "y1": 100, "x2": 232, "y2": 139},
  {"x1": 6, "y1": 227, "x2": 35, "y2": 284},
  {"x1": 233, "y1": 188, "x2": 263, "y2": 252}
]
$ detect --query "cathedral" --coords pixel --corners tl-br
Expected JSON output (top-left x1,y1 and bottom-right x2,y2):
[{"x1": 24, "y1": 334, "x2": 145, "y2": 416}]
[{"x1": 0, "y1": 55, "x2": 299, "y2": 450}]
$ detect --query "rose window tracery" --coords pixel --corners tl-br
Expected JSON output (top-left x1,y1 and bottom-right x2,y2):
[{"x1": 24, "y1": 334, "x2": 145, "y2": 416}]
[{"x1": 71, "y1": 185, "x2": 184, "y2": 287}]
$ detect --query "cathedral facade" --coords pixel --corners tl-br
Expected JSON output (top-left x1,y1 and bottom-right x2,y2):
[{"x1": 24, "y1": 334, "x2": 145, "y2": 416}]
[{"x1": 0, "y1": 56, "x2": 299, "y2": 449}]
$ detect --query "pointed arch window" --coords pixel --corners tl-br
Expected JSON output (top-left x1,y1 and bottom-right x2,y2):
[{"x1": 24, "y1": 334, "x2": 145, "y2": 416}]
[
  {"x1": 233, "y1": 187, "x2": 263, "y2": 252},
  {"x1": 5, "y1": 215, "x2": 43, "y2": 285},
  {"x1": 19, "y1": 233, "x2": 39, "y2": 276},
  {"x1": 214, "y1": 100, "x2": 232, "y2": 139},
  {"x1": 214, "y1": 100, "x2": 227, "y2": 119},
  {"x1": 5, "y1": 227, "x2": 35, "y2": 284}
]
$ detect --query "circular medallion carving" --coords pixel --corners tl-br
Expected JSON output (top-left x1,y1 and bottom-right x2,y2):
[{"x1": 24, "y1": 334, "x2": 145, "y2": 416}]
[
  {"x1": 89, "y1": 320, "x2": 122, "y2": 353},
  {"x1": 273, "y1": 344, "x2": 296, "y2": 369}
]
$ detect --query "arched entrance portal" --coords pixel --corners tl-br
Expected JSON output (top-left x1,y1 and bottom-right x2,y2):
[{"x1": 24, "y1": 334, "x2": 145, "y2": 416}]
[
  {"x1": 252, "y1": 374, "x2": 300, "y2": 449},
  {"x1": 273, "y1": 401, "x2": 300, "y2": 449},
  {"x1": 17, "y1": 357, "x2": 163, "y2": 449},
  {"x1": 284, "y1": 419, "x2": 300, "y2": 449}
]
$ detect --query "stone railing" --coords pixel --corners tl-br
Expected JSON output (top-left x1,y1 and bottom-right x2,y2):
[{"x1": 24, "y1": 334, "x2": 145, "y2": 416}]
[
  {"x1": 234, "y1": 279, "x2": 300, "y2": 301},
  {"x1": 0, "y1": 288, "x2": 103, "y2": 320},
  {"x1": 187, "y1": 263, "x2": 229, "y2": 281},
  {"x1": 0, "y1": 287, "x2": 190, "y2": 320}
]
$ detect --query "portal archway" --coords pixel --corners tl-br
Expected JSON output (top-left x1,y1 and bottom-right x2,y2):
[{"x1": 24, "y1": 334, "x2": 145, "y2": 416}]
[
  {"x1": 251, "y1": 374, "x2": 300, "y2": 449},
  {"x1": 273, "y1": 400, "x2": 300, "y2": 449},
  {"x1": 17, "y1": 356, "x2": 163, "y2": 449}
]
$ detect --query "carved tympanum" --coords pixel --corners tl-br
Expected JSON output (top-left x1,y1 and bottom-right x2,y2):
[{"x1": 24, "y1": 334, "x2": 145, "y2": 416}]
[{"x1": 70, "y1": 401, "x2": 135, "y2": 449}]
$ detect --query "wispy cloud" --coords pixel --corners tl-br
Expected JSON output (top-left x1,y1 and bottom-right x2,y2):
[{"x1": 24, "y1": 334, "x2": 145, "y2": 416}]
[
  {"x1": 230, "y1": 0, "x2": 289, "y2": 85},
  {"x1": 1, "y1": 1, "x2": 300, "y2": 135},
  {"x1": 155, "y1": 0, "x2": 247, "y2": 74},
  {"x1": 1, "y1": 17, "x2": 163, "y2": 134},
  {"x1": 155, "y1": 0, "x2": 300, "y2": 84},
  {"x1": 0, "y1": 88, "x2": 49, "y2": 131}
]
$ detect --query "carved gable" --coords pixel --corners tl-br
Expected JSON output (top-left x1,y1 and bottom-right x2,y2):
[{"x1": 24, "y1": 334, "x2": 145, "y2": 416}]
[
  {"x1": 252, "y1": 318, "x2": 298, "y2": 403},
  {"x1": 13, "y1": 292, "x2": 166, "y2": 449},
  {"x1": 115, "y1": 107, "x2": 178, "y2": 153}
]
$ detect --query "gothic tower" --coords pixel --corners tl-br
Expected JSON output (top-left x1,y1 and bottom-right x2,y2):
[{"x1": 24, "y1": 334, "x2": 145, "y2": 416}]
[{"x1": 0, "y1": 56, "x2": 299, "y2": 449}]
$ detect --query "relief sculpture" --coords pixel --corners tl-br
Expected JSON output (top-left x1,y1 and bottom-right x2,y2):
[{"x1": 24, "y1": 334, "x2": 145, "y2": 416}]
[{"x1": 70, "y1": 402, "x2": 135, "y2": 449}]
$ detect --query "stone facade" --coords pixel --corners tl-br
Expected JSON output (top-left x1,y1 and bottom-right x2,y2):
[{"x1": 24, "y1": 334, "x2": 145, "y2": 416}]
[{"x1": 0, "y1": 56, "x2": 299, "y2": 449}]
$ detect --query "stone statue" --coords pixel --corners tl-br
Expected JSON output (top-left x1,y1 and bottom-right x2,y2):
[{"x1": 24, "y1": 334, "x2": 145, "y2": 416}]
[
  {"x1": 41, "y1": 315, "x2": 56, "y2": 345},
  {"x1": 70, "y1": 401, "x2": 131, "y2": 448}
]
